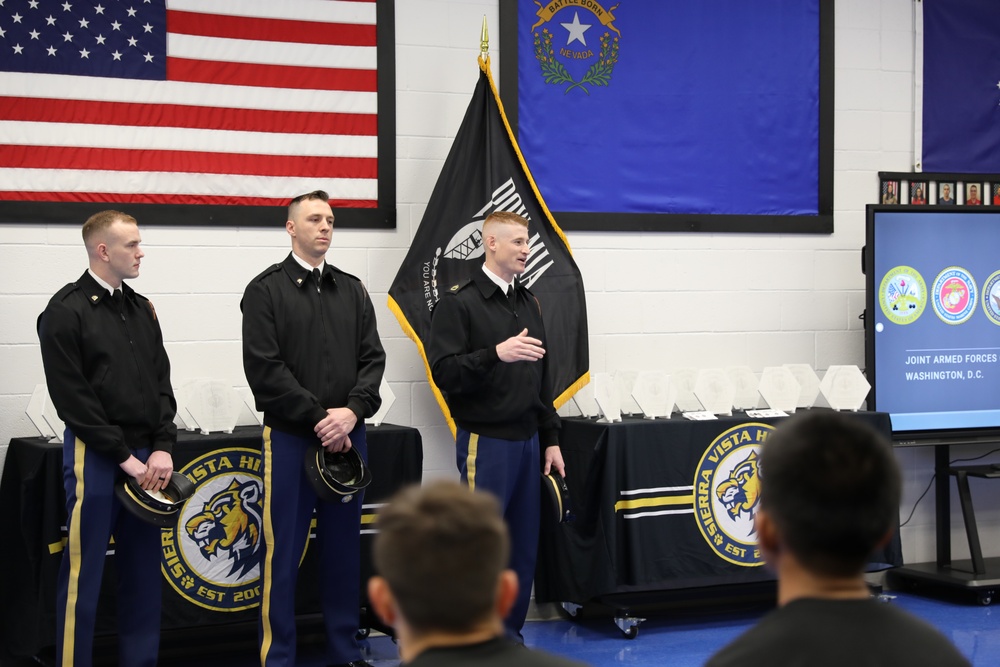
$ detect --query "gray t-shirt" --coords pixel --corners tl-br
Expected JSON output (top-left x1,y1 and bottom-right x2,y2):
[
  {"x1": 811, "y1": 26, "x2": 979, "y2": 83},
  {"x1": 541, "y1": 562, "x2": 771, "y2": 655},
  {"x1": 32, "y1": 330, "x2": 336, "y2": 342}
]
[{"x1": 706, "y1": 597, "x2": 970, "y2": 667}]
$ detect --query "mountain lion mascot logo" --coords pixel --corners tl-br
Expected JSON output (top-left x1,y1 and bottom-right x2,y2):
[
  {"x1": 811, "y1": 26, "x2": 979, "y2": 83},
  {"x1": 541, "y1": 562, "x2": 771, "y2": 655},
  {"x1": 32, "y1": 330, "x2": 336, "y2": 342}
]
[
  {"x1": 161, "y1": 447, "x2": 264, "y2": 611},
  {"x1": 715, "y1": 450, "x2": 760, "y2": 522},
  {"x1": 693, "y1": 423, "x2": 772, "y2": 567},
  {"x1": 185, "y1": 478, "x2": 261, "y2": 579}
]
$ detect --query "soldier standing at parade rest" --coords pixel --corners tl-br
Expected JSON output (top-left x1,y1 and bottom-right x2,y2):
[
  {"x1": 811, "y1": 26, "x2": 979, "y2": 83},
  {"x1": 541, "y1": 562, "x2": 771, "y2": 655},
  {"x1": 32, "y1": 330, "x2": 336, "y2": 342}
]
[
  {"x1": 38, "y1": 210, "x2": 177, "y2": 667},
  {"x1": 241, "y1": 190, "x2": 386, "y2": 667},
  {"x1": 427, "y1": 210, "x2": 566, "y2": 641}
]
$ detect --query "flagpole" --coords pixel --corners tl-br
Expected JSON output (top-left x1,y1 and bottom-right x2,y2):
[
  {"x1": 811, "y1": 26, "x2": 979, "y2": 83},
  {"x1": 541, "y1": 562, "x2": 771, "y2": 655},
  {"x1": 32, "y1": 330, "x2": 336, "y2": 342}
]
[{"x1": 386, "y1": 16, "x2": 591, "y2": 432}]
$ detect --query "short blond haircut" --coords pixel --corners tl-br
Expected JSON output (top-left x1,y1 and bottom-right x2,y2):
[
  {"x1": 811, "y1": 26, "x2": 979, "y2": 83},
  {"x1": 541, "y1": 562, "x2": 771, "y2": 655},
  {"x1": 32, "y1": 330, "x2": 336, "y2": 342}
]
[
  {"x1": 483, "y1": 210, "x2": 528, "y2": 230},
  {"x1": 82, "y1": 210, "x2": 137, "y2": 246}
]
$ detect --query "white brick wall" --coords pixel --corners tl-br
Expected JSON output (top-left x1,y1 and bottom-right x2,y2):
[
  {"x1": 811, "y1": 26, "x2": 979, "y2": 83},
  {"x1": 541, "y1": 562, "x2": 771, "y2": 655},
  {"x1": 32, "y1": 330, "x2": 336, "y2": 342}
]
[{"x1": 1, "y1": 0, "x2": 996, "y2": 566}]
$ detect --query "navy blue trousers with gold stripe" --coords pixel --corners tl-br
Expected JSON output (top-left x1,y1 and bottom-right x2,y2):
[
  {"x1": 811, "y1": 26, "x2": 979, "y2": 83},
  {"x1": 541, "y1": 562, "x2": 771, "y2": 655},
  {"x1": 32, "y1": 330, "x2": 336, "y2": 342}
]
[
  {"x1": 56, "y1": 428, "x2": 161, "y2": 667},
  {"x1": 259, "y1": 425, "x2": 366, "y2": 667},
  {"x1": 455, "y1": 428, "x2": 540, "y2": 639}
]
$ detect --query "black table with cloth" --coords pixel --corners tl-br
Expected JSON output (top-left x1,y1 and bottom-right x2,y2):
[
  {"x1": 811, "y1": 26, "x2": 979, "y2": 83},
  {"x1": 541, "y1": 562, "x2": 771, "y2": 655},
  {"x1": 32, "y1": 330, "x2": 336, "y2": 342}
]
[
  {"x1": 536, "y1": 411, "x2": 902, "y2": 608},
  {"x1": 0, "y1": 423, "x2": 422, "y2": 659}
]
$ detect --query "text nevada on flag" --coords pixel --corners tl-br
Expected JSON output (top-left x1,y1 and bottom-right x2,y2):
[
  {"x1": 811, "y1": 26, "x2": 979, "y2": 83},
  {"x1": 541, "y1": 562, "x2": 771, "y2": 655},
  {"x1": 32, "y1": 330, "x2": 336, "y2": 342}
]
[
  {"x1": 0, "y1": 0, "x2": 380, "y2": 219},
  {"x1": 922, "y1": 0, "x2": 1000, "y2": 172},
  {"x1": 388, "y1": 57, "x2": 589, "y2": 426}
]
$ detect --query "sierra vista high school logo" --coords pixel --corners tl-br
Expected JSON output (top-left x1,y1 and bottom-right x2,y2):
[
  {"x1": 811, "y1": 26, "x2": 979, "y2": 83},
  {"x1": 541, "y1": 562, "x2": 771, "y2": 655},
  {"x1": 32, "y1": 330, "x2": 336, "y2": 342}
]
[
  {"x1": 531, "y1": 0, "x2": 621, "y2": 94},
  {"x1": 161, "y1": 447, "x2": 264, "y2": 612},
  {"x1": 694, "y1": 423, "x2": 774, "y2": 567}
]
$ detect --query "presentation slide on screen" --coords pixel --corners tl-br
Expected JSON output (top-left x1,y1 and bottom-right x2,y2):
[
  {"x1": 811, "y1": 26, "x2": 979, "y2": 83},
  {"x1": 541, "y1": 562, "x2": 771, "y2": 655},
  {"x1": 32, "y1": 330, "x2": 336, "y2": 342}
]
[{"x1": 873, "y1": 211, "x2": 1000, "y2": 432}]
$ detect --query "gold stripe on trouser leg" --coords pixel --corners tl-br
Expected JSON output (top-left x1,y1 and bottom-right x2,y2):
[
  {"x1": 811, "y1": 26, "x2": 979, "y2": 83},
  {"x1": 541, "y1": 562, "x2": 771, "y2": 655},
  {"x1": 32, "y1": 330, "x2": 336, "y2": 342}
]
[
  {"x1": 466, "y1": 433, "x2": 479, "y2": 490},
  {"x1": 259, "y1": 427, "x2": 275, "y2": 665},
  {"x1": 62, "y1": 437, "x2": 86, "y2": 667}
]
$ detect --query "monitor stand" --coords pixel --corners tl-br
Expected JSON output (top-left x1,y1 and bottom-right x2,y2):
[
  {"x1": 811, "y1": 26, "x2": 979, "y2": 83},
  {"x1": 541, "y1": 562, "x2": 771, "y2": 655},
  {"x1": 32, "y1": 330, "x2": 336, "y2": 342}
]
[{"x1": 887, "y1": 444, "x2": 1000, "y2": 605}]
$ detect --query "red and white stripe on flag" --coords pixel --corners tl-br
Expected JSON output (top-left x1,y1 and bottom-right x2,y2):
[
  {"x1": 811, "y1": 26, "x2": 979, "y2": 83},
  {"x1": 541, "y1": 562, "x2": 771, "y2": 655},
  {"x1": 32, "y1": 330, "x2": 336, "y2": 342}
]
[{"x1": 0, "y1": 0, "x2": 379, "y2": 208}]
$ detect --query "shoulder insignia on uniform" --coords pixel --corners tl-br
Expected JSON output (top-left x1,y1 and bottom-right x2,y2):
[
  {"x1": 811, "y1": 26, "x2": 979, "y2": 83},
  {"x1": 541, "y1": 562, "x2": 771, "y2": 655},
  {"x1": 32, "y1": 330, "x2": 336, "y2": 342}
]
[
  {"x1": 446, "y1": 278, "x2": 473, "y2": 294},
  {"x1": 55, "y1": 282, "x2": 80, "y2": 300},
  {"x1": 328, "y1": 264, "x2": 359, "y2": 285},
  {"x1": 296, "y1": 278, "x2": 303, "y2": 285},
  {"x1": 253, "y1": 263, "x2": 283, "y2": 284},
  {"x1": 91, "y1": 295, "x2": 99, "y2": 302}
]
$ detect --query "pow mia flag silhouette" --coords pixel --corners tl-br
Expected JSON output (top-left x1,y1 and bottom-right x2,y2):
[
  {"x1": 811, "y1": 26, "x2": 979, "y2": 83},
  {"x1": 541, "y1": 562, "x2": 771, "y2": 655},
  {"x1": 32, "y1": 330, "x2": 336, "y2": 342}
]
[{"x1": 388, "y1": 56, "x2": 589, "y2": 430}]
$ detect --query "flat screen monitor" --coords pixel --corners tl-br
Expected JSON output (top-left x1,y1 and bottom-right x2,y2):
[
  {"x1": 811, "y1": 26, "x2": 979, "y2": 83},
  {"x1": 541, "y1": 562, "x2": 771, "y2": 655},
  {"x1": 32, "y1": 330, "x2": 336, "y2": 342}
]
[{"x1": 865, "y1": 205, "x2": 1000, "y2": 443}]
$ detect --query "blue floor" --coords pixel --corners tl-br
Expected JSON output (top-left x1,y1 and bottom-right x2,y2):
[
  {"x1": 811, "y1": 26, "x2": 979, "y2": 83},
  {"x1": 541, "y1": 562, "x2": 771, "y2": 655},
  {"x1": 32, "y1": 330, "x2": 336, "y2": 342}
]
[
  {"x1": 517, "y1": 593, "x2": 999, "y2": 667},
  {"x1": 338, "y1": 592, "x2": 997, "y2": 666},
  {"x1": 4, "y1": 592, "x2": 995, "y2": 666}
]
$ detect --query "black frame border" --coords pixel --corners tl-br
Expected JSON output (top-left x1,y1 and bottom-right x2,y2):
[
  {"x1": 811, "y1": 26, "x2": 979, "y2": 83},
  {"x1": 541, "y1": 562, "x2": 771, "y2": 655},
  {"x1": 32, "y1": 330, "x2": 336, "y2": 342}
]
[
  {"x1": 864, "y1": 204, "x2": 1000, "y2": 444},
  {"x1": 0, "y1": 0, "x2": 397, "y2": 230},
  {"x1": 499, "y1": 0, "x2": 833, "y2": 234}
]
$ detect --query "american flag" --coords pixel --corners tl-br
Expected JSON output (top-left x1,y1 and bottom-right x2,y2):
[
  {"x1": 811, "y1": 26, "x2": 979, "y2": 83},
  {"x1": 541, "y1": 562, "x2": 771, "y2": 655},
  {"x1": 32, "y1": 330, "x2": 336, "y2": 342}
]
[{"x1": 0, "y1": 0, "x2": 383, "y2": 219}]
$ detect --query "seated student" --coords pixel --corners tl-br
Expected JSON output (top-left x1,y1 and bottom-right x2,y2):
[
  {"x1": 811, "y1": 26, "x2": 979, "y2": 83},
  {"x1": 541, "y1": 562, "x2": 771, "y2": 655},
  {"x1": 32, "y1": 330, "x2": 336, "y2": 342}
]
[
  {"x1": 368, "y1": 481, "x2": 586, "y2": 667},
  {"x1": 706, "y1": 412, "x2": 971, "y2": 667}
]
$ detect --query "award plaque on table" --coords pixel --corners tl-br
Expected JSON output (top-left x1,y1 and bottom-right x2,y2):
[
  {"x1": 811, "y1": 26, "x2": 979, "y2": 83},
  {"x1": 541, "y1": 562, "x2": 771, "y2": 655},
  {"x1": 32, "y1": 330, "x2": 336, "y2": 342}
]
[
  {"x1": 631, "y1": 371, "x2": 676, "y2": 419},
  {"x1": 185, "y1": 379, "x2": 242, "y2": 435},
  {"x1": 593, "y1": 372, "x2": 622, "y2": 423},
  {"x1": 726, "y1": 366, "x2": 761, "y2": 411},
  {"x1": 173, "y1": 383, "x2": 201, "y2": 432},
  {"x1": 365, "y1": 378, "x2": 396, "y2": 427},
  {"x1": 759, "y1": 366, "x2": 801, "y2": 413},
  {"x1": 693, "y1": 368, "x2": 736, "y2": 416},
  {"x1": 614, "y1": 369, "x2": 642, "y2": 416},
  {"x1": 672, "y1": 368, "x2": 704, "y2": 413},
  {"x1": 570, "y1": 380, "x2": 600, "y2": 418},
  {"x1": 240, "y1": 387, "x2": 263, "y2": 426},
  {"x1": 26, "y1": 384, "x2": 58, "y2": 441},
  {"x1": 819, "y1": 365, "x2": 871, "y2": 411},
  {"x1": 783, "y1": 363, "x2": 821, "y2": 408},
  {"x1": 41, "y1": 393, "x2": 66, "y2": 443}
]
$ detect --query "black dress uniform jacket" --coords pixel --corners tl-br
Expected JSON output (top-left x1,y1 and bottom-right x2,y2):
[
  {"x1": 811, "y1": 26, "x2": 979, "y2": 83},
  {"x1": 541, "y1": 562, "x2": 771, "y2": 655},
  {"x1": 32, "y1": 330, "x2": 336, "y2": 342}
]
[
  {"x1": 37, "y1": 271, "x2": 177, "y2": 463},
  {"x1": 241, "y1": 253, "x2": 386, "y2": 438},
  {"x1": 428, "y1": 269, "x2": 560, "y2": 446}
]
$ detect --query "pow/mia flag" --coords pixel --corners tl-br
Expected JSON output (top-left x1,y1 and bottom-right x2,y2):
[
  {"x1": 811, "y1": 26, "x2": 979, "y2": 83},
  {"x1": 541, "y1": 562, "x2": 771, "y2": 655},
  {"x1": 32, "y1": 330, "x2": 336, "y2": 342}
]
[{"x1": 388, "y1": 56, "x2": 589, "y2": 429}]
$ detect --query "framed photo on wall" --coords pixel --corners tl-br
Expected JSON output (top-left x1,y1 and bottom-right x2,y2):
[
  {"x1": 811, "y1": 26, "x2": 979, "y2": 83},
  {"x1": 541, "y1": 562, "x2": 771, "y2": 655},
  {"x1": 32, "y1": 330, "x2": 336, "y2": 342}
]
[
  {"x1": 992, "y1": 183, "x2": 1000, "y2": 206},
  {"x1": 966, "y1": 182, "x2": 984, "y2": 205},
  {"x1": 880, "y1": 180, "x2": 900, "y2": 205},
  {"x1": 910, "y1": 181, "x2": 928, "y2": 205},
  {"x1": 936, "y1": 181, "x2": 956, "y2": 205}
]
